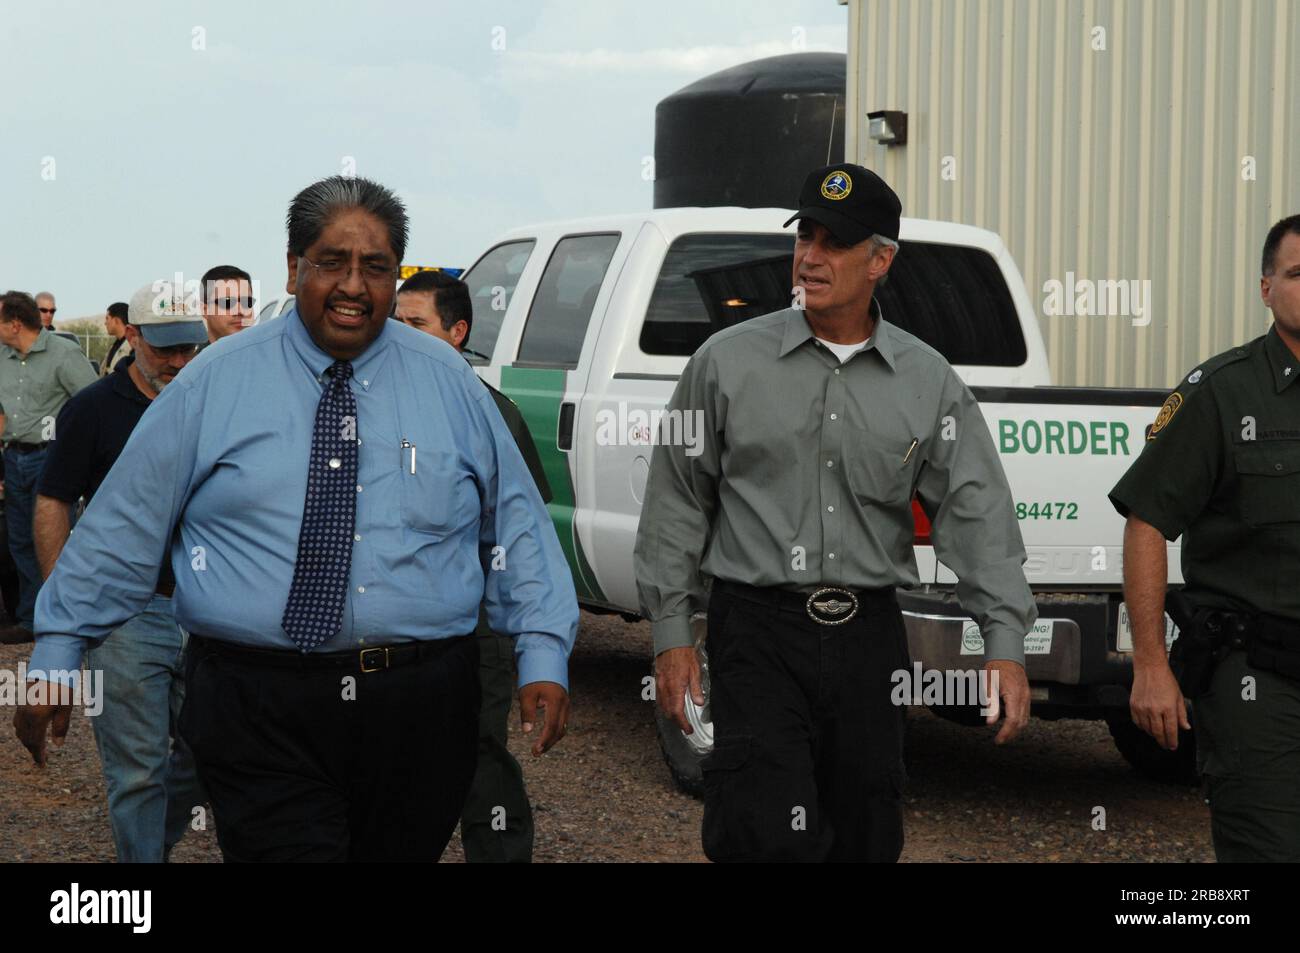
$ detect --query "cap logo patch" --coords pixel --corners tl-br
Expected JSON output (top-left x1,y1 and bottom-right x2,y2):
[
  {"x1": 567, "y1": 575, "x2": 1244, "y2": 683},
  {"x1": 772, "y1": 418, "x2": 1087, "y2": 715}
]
[
  {"x1": 820, "y1": 171, "x2": 852, "y2": 201},
  {"x1": 1187, "y1": 369, "x2": 1202, "y2": 384},
  {"x1": 1148, "y1": 392, "x2": 1183, "y2": 440},
  {"x1": 154, "y1": 296, "x2": 187, "y2": 319}
]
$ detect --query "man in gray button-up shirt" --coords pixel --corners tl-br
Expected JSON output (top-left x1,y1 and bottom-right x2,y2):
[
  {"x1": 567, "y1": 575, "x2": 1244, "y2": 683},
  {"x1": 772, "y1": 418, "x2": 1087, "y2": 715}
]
[
  {"x1": 0, "y1": 291, "x2": 97, "y2": 635},
  {"x1": 634, "y1": 164, "x2": 1035, "y2": 862}
]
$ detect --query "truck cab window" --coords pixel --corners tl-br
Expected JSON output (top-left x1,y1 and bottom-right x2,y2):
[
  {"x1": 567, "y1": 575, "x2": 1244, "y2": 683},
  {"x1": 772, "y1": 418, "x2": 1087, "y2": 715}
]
[
  {"x1": 639, "y1": 233, "x2": 1027, "y2": 367},
  {"x1": 460, "y1": 240, "x2": 536, "y2": 365},
  {"x1": 875, "y1": 243, "x2": 1027, "y2": 367},
  {"x1": 516, "y1": 233, "x2": 620, "y2": 367},
  {"x1": 640, "y1": 233, "x2": 795, "y2": 356}
]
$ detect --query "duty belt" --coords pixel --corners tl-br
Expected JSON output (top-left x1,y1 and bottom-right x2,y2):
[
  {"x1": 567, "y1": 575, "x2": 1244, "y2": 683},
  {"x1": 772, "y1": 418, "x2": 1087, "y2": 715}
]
[
  {"x1": 714, "y1": 579, "x2": 896, "y2": 626},
  {"x1": 1220, "y1": 610, "x2": 1300, "y2": 681}
]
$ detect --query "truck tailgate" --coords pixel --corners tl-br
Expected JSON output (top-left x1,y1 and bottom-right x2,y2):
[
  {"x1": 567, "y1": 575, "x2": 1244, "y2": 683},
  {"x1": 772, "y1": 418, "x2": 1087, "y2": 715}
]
[{"x1": 931, "y1": 387, "x2": 1181, "y2": 588}]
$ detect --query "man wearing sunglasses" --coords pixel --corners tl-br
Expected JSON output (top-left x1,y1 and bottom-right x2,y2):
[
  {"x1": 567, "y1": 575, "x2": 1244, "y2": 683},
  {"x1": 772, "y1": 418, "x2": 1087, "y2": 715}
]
[
  {"x1": 32, "y1": 283, "x2": 208, "y2": 861},
  {"x1": 35, "y1": 291, "x2": 79, "y2": 348},
  {"x1": 35, "y1": 292, "x2": 57, "y2": 331},
  {"x1": 199, "y1": 265, "x2": 255, "y2": 348}
]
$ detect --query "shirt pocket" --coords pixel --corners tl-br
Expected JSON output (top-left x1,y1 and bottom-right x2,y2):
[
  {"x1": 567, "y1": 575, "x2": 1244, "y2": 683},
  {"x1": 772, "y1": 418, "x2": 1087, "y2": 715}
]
[
  {"x1": 844, "y1": 424, "x2": 917, "y2": 507},
  {"x1": 399, "y1": 448, "x2": 472, "y2": 538},
  {"x1": 1233, "y1": 443, "x2": 1300, "y2": 526}
]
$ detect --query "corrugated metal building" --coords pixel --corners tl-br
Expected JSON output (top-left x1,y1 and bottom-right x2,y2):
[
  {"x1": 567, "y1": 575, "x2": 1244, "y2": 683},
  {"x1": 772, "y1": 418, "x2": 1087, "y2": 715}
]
[{"x1": 845, "y1": 0, "x2": 1299, "y2": 388}]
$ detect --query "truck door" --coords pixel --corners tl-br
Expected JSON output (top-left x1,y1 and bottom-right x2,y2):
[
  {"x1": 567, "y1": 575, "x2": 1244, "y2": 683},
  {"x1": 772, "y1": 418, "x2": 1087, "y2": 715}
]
[{"x1": 497, "y1": 230, "x2": 631, "y2": 607}]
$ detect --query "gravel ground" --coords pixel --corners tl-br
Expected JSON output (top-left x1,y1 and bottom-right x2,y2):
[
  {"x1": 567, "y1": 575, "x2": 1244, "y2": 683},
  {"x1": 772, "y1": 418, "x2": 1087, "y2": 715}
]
[{"x1": 0, "y1": 612, "x2": 1213, "y2": 863}]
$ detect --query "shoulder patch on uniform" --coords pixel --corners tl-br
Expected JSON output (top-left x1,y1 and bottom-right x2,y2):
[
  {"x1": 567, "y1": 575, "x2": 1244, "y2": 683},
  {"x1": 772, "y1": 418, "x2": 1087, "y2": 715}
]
[{"x1": 1148, "y1": 392, "x2": 1183, "y2": 440}]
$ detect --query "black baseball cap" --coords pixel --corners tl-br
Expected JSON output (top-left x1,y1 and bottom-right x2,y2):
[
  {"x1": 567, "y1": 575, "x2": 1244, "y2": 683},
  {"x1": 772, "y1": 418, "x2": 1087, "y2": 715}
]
[{"x1": 783, "y1": 163, "x2": 902, "y2": 244}]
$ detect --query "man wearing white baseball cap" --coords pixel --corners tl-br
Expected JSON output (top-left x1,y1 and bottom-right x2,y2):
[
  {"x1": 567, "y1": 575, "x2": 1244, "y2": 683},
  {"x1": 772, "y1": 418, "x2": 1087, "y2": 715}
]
[{"x1": 28, "y1": 281, "x2": 208, "y2": 861}]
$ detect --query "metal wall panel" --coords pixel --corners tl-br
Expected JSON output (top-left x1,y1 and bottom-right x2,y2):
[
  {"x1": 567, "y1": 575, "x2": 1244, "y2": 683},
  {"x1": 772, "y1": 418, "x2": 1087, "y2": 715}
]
[{"x1": 849, "y1": 0, "x2": 1299, "y2": 387}]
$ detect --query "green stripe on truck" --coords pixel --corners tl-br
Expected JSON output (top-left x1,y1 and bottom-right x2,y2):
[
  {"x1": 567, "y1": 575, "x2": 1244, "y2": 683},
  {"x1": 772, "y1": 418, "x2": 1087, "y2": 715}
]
[{"x1": 499, "y1": 365, "x2": 607, "y2": 604}]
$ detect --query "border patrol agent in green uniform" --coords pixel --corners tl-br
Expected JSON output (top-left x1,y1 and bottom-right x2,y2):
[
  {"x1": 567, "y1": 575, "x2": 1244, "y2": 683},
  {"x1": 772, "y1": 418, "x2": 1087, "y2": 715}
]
[
  {"x1": 1110, "y1": 214, "x2": 1300, "y2": 862},
  {"x1": 636, "y1": 164, "x2": 1037, "y2": 863},
  {"x1": 395, "y1": 270, "x2": 552, "y2": 863}
]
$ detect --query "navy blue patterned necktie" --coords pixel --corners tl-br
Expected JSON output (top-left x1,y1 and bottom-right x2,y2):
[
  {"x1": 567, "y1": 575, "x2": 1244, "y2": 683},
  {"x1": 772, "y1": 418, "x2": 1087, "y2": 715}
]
[{"x1": 282, "y1": 360, "x2": 358, "y2": 651}]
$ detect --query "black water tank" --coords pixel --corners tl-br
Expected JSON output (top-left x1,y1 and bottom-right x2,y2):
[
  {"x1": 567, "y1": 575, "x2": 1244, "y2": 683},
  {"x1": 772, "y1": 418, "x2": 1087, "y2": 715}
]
[{"x1": 653, "y1": 52, "x2": 846, "y2": 210}]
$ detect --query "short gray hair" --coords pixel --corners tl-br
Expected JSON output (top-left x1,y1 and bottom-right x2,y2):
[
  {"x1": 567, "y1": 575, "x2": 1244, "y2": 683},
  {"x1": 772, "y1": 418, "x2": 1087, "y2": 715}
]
[
  {"x1": 869, "y1": 234, "x2": 898, "y2": 285},
  {"x1": 286, "y1": 176, "x2": 409, "y2": 263}
]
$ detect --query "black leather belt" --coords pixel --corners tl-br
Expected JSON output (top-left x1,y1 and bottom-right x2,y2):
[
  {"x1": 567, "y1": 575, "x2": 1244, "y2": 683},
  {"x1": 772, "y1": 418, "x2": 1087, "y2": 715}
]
[
  {"x1": 4, "y1": 441, "x2": 47, "y2": 454},
  {"x1": 715, "y1": 579, "x2": 896, "y2": 626},
  {"x1": 190, "y1": 633, "x2": 472, "y2": 673}
]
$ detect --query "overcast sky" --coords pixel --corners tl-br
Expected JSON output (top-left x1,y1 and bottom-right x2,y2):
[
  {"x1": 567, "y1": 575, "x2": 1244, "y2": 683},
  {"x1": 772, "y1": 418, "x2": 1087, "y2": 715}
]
[{"x1": 1, "y1": 0, "x2": 846, "y2": 322}]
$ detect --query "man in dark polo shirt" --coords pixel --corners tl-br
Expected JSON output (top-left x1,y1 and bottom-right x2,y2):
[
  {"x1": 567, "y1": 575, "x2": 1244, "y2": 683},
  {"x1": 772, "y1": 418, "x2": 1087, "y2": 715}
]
[
  {"x1": 396, "y1": 269, "x2": 552, "y2": 862},
  {"x1": 33, "y1": 282, "x2": 208, "y2": 862}
]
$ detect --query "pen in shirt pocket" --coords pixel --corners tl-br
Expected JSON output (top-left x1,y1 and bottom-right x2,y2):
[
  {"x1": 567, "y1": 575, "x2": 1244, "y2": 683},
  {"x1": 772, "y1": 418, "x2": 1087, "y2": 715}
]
[{"x1": 400, "y1": 438, "x2": 416, "y2": 474}]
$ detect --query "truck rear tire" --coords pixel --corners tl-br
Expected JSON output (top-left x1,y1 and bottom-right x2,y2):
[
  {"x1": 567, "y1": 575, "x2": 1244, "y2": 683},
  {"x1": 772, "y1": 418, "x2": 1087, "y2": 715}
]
[
  {"x1": 655, "y1": 707, "x2": 707, "y2": 798},
  {"x1": 1106, "y1": 714, "x2": 1199, "y2": 785}
]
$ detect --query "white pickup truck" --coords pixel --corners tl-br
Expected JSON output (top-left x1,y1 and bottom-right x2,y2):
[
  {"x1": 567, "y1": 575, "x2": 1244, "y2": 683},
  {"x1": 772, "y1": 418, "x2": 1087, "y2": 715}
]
[{"x1": 452, "y1": 207, "x2": 1186, "y2": 792}]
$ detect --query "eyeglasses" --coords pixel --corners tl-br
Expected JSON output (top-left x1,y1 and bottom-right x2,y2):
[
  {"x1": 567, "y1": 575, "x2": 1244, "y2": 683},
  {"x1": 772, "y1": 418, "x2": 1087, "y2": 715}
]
[
  {"x1": 301, "y1": 255, "x2": 398, "y2": 282},
  {"x1": 38, "y1": 307, "x2": 56, "y2": 315},
  {"x1": 212, "y1": 296, "x2": 255, "y2": 311}
]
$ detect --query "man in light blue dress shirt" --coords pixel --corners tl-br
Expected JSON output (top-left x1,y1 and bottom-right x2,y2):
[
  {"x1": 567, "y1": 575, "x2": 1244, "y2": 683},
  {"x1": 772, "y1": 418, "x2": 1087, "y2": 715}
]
[{"x1": 15, "y1": 176, "x2": 578, "y2": 861}]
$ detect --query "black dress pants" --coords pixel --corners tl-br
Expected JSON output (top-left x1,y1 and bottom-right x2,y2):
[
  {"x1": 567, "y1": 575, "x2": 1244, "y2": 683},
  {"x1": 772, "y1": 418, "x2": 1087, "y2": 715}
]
[
  {"x1": 702, "y1": 583, "x2": 909, "y2": 863},
  {"x1": 179, "y1": 634, "x2": 480, "y2": 862}
]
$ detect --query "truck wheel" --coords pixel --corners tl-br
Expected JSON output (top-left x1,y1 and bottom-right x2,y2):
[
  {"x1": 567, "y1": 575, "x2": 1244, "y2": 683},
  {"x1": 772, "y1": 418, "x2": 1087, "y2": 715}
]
[
  {"x1": 1106, "y1": 714, "x2": 1199, "y2": 785},
  {"x1": 653, "y1": 631, "x2": 712, "y2": 799},
  {"x1": 654, "y1": 705, "x2": 710, "y2": 798}
]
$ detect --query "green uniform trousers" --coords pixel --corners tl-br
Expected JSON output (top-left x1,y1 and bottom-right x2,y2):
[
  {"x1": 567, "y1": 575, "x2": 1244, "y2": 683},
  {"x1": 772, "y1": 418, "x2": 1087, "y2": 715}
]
[
  {"x1": 1195, "y1": 649, "x2": 1300, "y2": 862},
  {"x1": 458, "y1": 623, "x2": 535, "y2": 863}
]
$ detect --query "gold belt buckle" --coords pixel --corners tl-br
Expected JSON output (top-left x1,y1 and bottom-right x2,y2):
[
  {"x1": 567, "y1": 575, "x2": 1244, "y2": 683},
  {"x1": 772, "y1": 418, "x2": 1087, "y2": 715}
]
[
  {"x1": 359, "y1": 647, "x2": 390, "y2": 673},
  {"x1": 806, "y1": 587, "x2": 859, "y2": 625}
]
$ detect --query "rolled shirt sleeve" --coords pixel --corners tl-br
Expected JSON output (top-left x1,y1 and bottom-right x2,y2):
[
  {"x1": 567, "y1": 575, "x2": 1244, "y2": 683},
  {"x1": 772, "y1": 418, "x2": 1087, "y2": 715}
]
[
  {"x1": 28, "y1": 378, "x2": 201, "y2": 684},
  {"x1": 633, "y1": 349, "x2": 724, "y2": 656},
  {"x1": 1109, "y1": 385, "x2": 1223, "y2": 540},
  {"x1": 473, "y1": 377, "x2": 578, "y2": 690},
  {"x1": 915, "y1": 370, "x2": 1037, "y2": 664}
]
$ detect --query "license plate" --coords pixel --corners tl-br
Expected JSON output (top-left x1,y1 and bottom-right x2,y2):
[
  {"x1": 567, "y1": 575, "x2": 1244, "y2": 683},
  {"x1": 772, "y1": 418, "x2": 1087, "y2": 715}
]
[{"x1": 1116, "y1": 601, "x2": 1179, "y2": 653}]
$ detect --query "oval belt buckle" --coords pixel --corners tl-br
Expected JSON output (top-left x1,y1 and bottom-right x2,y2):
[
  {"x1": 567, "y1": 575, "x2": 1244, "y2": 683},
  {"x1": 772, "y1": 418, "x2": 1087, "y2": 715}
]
[{"x1": 806, "y1": 587, "x2": 859, "y2": 625}]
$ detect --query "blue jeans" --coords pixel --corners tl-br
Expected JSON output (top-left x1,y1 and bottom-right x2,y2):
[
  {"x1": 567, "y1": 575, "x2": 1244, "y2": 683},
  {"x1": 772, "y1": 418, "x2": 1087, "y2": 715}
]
[
  {"x1": 86, "y1": 595, "x2": 205, "y2": 862},
  {"x1": 3, "y1": 446, "x2": 47, "y2": 629}
]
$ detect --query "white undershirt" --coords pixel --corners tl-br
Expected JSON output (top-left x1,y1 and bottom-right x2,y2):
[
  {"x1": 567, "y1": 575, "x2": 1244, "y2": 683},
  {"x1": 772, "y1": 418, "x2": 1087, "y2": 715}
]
[{"x1": 815, "y1": 335, "x2": 872, "y2": 364}]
